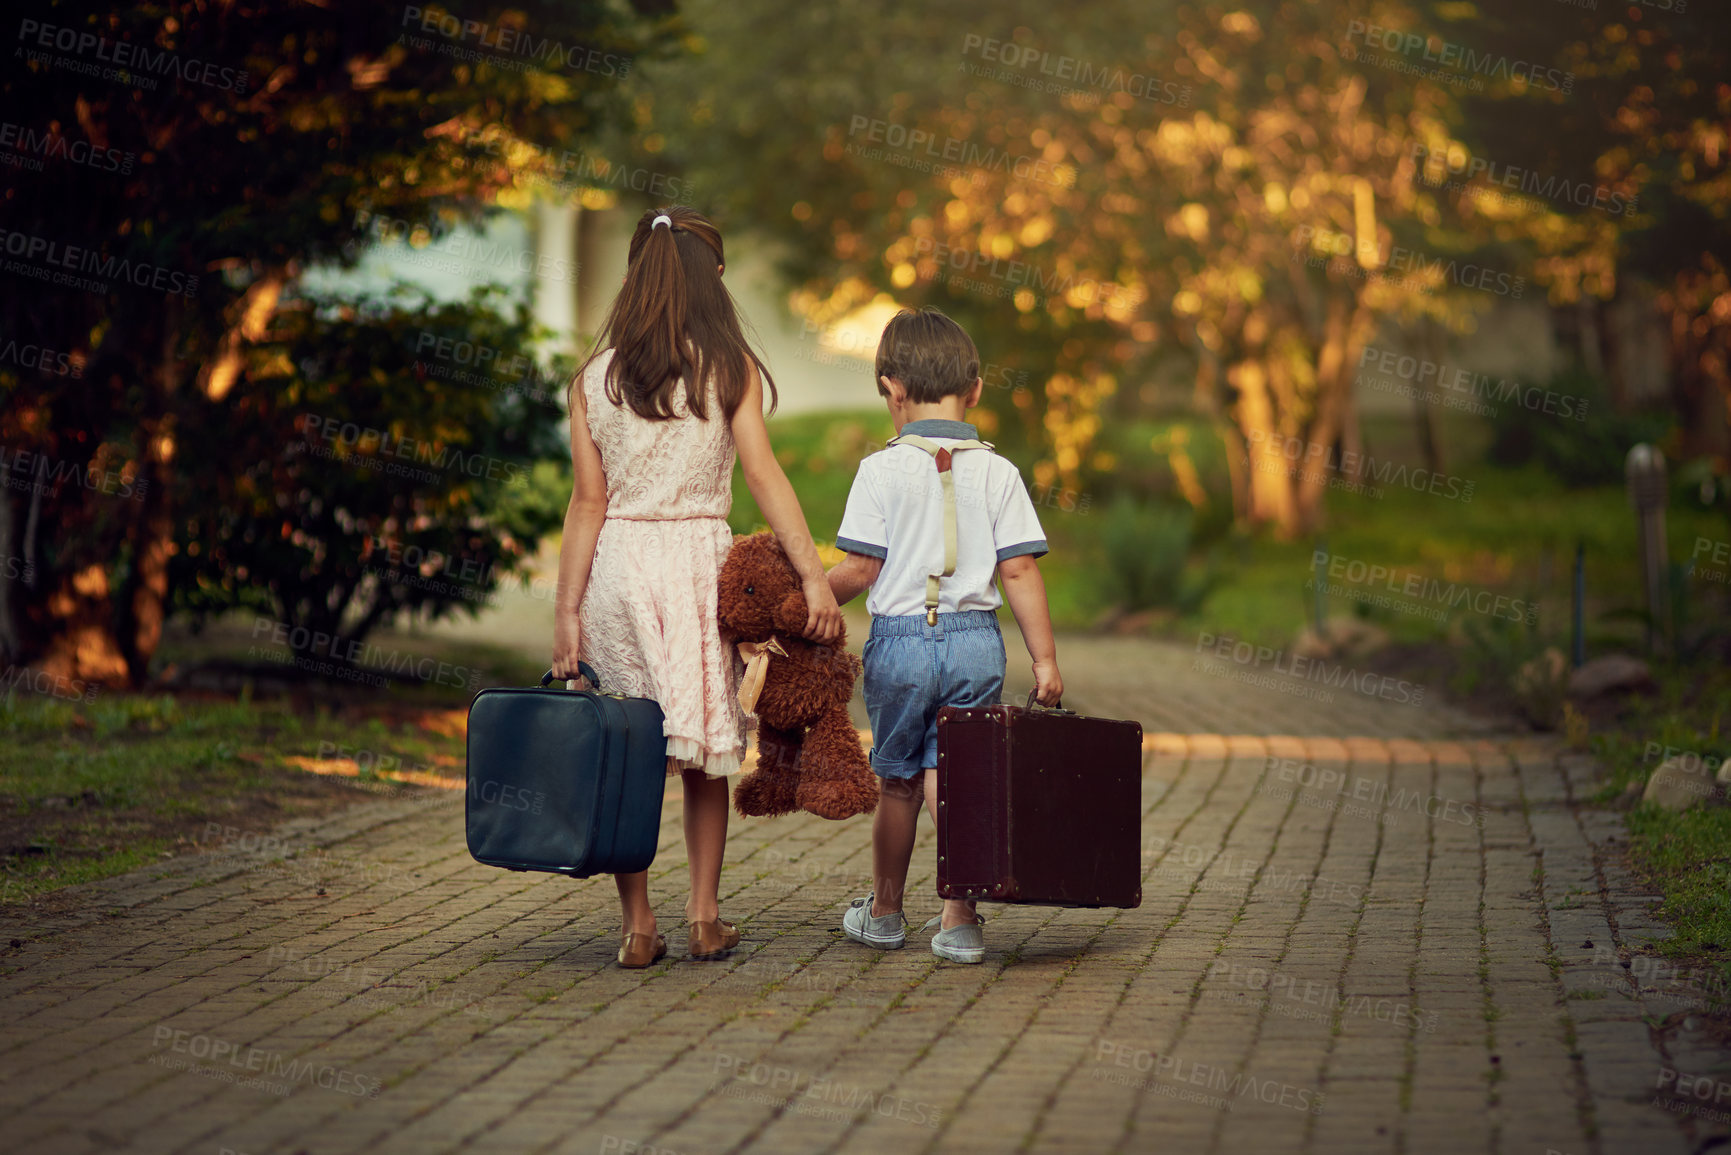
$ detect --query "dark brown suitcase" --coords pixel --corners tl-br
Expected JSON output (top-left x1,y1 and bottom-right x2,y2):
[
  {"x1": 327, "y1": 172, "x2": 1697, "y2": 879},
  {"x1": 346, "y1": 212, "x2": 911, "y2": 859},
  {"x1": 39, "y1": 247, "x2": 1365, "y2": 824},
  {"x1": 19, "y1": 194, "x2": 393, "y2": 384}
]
[{"x1": 935, "y1": 697, "x2": 1144, "y2": 908}]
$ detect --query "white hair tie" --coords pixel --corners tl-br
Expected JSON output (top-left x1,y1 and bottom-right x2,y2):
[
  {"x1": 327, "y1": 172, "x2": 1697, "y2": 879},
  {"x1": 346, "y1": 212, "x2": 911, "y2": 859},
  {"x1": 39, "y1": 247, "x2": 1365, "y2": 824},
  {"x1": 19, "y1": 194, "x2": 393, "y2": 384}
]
[{"x1": 651, "y1": 214, "x2": 673, "y2": 230}]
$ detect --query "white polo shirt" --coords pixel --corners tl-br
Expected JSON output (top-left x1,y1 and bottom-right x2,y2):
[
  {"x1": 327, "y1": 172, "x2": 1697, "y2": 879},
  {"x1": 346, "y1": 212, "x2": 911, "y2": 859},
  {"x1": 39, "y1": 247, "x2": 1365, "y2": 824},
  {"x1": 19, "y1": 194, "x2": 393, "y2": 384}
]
[{"x1": 836, "y1": 419, "x2": 1048, "y2": 618}]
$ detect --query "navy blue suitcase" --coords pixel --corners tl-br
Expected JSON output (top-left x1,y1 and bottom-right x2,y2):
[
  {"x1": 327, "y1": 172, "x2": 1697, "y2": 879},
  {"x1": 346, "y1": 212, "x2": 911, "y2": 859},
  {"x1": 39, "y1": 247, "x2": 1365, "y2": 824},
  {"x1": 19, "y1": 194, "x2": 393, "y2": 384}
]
[{"x1": 465, "y1": 663, "x2": 666, "y2": 877}]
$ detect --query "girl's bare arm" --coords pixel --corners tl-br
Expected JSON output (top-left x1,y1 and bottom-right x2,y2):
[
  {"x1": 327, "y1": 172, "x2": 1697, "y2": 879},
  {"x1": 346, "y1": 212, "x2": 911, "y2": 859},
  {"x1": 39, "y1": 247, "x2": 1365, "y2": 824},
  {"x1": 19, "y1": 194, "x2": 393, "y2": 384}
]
[
  {"x1": 730, "y1": 365, "x2": 844, "y2": 643},
  {"x1": 552, "y1": 378, "x2": 609, "y2": 680}
]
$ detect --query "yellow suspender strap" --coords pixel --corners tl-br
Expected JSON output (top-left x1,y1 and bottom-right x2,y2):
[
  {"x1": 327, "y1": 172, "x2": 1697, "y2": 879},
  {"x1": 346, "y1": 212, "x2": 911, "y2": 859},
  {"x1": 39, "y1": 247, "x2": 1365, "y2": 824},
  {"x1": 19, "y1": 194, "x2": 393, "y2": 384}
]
[{"x1": 887, "y1": 434, "x2": 993, "y2": 625}]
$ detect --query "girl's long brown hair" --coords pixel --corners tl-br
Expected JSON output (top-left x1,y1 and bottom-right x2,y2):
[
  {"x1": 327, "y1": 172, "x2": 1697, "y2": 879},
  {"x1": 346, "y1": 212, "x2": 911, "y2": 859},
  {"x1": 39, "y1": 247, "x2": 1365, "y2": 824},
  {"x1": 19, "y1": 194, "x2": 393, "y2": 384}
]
[{"x1": 576, "y1": 205, "x2": 776, "y2": 422}]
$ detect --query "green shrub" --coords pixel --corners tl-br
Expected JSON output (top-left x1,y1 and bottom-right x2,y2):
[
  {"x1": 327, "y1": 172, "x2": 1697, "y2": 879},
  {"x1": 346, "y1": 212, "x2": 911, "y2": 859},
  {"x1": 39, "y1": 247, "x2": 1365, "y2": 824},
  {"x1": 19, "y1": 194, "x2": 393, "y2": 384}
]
[
  {"x1": 1485, "y1": 367, "x2": 1672, "y2": 487},
  {"x1": 1092, "y1": 498, "x2": 1214, "y2": 614},
  {"x1": 1458, "y1": 612, "x2": 1561, "y2": 725}
]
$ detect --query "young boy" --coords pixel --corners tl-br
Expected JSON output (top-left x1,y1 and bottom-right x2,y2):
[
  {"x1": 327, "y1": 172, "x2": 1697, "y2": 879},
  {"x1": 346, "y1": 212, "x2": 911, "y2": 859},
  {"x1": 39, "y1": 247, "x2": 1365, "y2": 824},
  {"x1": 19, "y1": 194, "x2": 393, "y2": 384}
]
[{"x1": 826, "y1": 307, "x2": 1063, "y2": 964}]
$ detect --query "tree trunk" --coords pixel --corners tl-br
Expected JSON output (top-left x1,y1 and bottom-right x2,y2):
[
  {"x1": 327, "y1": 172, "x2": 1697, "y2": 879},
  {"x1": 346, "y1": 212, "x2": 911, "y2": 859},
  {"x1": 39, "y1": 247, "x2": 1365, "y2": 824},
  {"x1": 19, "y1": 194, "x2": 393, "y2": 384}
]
[
  {"x1": 119, "y1": 440, "x2": 174, "y2": 686},
  {"x1": 1414, "y1": 318, "x2": 1445, "y2": 475},
  {"x1": 1231, "y1": 359, "x2": 1298, "y2": 537},
  {"x1": 1219, "y1": 421, "x2": 1249, "y2": 525},
  {"x1": 1291, "y1": 296, "x2": 1376, "y2": 534},
  {"x1": 38, "y1": 564, "x2": 130, "y2": 684},
  {"x1": 0, "y1": 495, "x2": 16, "y2": 666},
  {"x1": 1292, "y1": 297, "x2": 1352, "y2": 530}
]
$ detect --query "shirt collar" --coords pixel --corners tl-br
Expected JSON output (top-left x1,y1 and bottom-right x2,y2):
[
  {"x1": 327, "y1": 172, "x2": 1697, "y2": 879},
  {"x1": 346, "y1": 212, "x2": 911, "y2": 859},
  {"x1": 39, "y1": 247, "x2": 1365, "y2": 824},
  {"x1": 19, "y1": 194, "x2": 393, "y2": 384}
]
[{"x1": 899, "y1": 418, "x2": 979, "y2": 440}]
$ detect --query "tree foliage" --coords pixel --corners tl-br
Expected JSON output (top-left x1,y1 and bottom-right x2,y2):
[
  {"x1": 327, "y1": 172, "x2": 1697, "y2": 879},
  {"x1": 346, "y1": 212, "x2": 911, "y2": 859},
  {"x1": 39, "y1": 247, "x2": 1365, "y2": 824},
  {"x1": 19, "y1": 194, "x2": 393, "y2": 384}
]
[
  {"x1": 635, "y1": 0, "x2": 1730, "y2": 534},
  {"x1": 1, "y1": 1, "x2": 664, "y2": 683}
]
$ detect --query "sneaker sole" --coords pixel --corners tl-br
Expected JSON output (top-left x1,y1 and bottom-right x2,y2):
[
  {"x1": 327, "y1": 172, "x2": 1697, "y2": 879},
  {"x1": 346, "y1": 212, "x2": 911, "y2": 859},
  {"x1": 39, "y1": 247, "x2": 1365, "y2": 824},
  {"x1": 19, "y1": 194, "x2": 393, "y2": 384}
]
[
  {"x1": 843, "y1": 924, "x2": 906, "y2": 950},
  {"x1": 931, "y1": 943, "x2": 984, "y2": 964}
]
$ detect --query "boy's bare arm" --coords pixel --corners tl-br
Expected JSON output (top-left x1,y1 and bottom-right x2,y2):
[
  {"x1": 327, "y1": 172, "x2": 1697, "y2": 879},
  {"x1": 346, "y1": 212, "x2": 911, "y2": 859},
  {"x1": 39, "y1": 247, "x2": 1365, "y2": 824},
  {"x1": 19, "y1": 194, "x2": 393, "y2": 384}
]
[
  {"x1": 827, "y1": 552, "x2": 883, "y2": 606},
  {"x1": 998, "y1": 555, "x2": 1063, "y2": 705}
]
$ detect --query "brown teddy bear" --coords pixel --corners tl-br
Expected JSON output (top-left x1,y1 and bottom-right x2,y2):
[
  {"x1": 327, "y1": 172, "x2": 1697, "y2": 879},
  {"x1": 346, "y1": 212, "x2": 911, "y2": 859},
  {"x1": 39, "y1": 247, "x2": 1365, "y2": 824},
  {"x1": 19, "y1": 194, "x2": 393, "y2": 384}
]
[{"x1": 717, "y1": 532, "x2": 878, "y2": 821}]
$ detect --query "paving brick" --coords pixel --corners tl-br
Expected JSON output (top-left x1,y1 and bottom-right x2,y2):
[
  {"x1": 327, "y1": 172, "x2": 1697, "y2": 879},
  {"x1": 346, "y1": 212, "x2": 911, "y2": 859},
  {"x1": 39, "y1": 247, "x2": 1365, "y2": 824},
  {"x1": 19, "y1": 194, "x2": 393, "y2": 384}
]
[{"x1": 0, "y1": 640, "x2": 1711, "y2": 1152}]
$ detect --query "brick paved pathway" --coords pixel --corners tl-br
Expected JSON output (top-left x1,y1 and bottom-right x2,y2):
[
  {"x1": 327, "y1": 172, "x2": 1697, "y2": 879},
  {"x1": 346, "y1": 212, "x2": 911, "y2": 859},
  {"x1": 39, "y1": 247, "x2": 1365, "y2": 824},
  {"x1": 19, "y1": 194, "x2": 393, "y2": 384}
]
[{"x1": 0, "y1": 629, "x2": 1718, "y2": 1155}]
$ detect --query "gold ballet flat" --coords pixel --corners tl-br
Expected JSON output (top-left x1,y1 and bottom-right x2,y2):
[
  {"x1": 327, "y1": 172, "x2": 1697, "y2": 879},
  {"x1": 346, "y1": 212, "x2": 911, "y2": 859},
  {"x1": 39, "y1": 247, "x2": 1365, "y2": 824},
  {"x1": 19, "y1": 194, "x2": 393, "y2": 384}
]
[
  {"x1": 687, "y1": 918, "x2": 740, "y2": 960},
  {"x1": 618, "y1": 931, "x2": 667, "y2": 969}
]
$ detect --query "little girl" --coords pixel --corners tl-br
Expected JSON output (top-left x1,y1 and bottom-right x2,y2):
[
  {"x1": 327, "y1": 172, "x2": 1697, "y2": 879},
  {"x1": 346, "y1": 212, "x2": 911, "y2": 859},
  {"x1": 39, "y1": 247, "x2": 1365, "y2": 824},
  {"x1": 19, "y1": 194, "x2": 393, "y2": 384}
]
[{"x1": 551, "y1": 205, "x2": 841, "y2": 968}]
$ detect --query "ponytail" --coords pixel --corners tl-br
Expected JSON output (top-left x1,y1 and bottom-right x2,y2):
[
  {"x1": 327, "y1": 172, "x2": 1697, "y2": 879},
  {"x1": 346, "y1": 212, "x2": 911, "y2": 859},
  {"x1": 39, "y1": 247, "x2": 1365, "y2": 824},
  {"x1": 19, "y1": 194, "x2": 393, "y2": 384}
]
[{"x1": 577, "y1": 205, "x2": 776, "y2": 422}]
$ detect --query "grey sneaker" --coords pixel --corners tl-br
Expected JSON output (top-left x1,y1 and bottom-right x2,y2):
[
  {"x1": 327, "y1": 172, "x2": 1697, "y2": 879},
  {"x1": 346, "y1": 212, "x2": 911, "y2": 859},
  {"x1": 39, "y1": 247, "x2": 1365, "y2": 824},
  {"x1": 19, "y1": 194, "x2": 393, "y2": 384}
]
[
  {"x1": 843, "y1": 893, "x2": 908, "y2": 949},
  {"x1": 922, "y1": 914, "x2": 985, "y2": 964}
]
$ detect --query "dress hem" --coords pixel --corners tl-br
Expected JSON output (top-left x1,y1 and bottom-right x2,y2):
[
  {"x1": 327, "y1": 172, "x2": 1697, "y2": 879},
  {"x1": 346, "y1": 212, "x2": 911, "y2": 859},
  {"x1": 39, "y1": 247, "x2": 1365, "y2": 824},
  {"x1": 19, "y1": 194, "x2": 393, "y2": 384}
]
[{"x1": 666, "y1": 736, "x2": 745, "y2": 779}]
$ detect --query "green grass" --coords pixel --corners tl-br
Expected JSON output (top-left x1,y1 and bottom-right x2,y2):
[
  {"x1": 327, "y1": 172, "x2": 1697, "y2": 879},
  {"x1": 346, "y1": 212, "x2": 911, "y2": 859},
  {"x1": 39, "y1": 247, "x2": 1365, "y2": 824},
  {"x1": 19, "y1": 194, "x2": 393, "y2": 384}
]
[
  {"x1": 1577, "y1": 660, "x2": 1731, "y2": 968},
  {"x1": 1626, "y1": 806, "x2": 1731, "y2": 958},
  {"x1": 0, "y1": 689, "x2": 468, "y2": 905}
]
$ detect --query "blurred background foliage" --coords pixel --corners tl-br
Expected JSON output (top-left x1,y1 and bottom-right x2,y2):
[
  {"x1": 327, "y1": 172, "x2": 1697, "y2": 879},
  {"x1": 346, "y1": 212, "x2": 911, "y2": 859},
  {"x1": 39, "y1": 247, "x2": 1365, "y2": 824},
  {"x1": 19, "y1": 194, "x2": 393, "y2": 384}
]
[{"x1": 0, "y1": 0, "x2": 1727, "y2": 687}]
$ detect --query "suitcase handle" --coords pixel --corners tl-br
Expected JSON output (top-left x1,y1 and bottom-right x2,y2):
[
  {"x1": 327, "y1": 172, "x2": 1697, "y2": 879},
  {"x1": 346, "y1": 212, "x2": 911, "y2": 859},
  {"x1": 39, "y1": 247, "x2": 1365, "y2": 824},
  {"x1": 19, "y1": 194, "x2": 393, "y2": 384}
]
[
  {"x1": 542, "y1": 662, "x2": 602, "y2": 691},
  {"x1": 1025, "y1": 689, "x2": 1075, "y2": 715}
]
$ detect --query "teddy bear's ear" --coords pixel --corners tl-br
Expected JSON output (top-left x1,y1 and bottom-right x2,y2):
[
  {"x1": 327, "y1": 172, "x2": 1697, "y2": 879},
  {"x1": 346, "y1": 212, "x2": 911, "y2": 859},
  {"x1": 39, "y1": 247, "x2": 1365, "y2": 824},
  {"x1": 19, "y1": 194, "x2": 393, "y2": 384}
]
[{"x1": 771, "y1": 589, "x2": 808, "y2": 635}]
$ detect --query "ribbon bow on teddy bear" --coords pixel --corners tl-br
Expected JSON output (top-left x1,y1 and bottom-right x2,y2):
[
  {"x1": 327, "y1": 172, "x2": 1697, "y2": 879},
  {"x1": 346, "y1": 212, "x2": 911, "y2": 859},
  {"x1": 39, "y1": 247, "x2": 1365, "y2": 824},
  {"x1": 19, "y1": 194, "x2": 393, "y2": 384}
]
[{"x1": 717, "y1": 532, "x2": 878, "y2": 821}]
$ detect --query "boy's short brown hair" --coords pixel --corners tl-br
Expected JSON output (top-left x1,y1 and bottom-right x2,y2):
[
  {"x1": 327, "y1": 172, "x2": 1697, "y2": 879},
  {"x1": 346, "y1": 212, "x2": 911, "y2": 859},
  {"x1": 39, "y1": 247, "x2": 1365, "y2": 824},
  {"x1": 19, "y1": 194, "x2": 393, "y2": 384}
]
[{"x1": 874, "y1": 307, "x2": 980, "y2": 404}]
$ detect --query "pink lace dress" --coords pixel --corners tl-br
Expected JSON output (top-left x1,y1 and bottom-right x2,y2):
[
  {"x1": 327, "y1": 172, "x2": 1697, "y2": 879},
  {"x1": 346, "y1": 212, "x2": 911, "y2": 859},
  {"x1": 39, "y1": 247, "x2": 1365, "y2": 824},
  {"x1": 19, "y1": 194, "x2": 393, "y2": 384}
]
[{"x1": 576, "y1": 348, "x2": 748, "y2": 777}]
